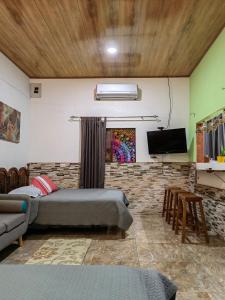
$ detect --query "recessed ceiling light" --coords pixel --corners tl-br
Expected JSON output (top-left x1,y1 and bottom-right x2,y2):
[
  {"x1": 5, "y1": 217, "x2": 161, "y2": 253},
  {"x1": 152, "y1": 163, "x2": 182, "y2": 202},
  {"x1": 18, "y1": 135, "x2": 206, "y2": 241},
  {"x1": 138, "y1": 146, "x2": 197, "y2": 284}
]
[{"x1": 107, "y1": 47, "x2": 117, "y2": 54}]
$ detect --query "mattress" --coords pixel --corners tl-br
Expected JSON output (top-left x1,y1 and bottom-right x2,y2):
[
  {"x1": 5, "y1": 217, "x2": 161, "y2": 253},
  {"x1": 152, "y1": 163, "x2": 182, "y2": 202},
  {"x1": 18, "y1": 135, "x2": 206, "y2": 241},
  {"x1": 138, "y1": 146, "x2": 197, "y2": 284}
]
[
  {"x1": 31, "y1": 188, "x2": 133, "y2": 230},
  {"x1": 0, "y1": 265, "x2": 177, "y2": 300}
]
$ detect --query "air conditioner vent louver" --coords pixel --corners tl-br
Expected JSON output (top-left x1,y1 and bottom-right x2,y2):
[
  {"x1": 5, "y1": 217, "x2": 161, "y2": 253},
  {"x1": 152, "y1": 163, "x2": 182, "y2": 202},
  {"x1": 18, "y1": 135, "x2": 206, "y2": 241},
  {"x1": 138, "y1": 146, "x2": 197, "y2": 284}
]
[{"x1": 95, "y1": 84, "x2": 139, "y2": 101}]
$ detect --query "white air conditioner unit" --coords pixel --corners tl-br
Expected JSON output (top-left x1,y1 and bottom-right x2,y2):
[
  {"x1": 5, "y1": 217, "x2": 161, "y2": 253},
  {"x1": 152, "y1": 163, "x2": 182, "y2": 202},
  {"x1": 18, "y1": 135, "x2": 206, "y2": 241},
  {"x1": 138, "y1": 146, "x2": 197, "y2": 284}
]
[{"x1": 95, "y1": 84, "x2": 139, "y2": 101}]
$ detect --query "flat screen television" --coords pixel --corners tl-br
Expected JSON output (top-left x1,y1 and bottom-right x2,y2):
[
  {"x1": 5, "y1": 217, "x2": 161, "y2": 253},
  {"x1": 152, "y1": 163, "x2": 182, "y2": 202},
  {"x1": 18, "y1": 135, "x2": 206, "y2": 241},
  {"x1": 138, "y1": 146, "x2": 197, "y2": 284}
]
[{"x1": 147, "y1": 128, "x2": 187, "y2": 154}]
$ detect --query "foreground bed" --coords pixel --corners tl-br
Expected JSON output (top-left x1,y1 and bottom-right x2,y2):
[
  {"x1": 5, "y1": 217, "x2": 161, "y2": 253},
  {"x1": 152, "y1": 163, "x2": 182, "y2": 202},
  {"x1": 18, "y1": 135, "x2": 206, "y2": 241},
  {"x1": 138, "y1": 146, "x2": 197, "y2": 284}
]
[
  {"x1": 30, "y1": 188, "x2": 133, "y2": 231},
  {"x1": 0, "y1": 265, "x2": 177, "y2": 300}
]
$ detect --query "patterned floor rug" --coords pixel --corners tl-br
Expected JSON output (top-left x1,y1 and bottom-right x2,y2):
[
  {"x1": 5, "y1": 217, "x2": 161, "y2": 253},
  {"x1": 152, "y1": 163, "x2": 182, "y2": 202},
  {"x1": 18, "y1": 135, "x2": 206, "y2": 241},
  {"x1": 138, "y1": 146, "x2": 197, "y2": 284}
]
[{"x1": 25, "y1": 238, "x2": 92, "y2": 265}]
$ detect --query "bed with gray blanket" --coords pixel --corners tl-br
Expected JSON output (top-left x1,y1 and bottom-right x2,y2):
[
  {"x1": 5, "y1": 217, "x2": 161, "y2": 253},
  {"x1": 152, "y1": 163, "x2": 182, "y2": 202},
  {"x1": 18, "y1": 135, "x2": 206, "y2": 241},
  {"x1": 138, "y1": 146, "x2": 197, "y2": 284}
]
[
  {"x1": 0, "y1": 265, "x2": 177, "y2": 300},
  {"x1": 29, "y1": 188, "x2": 133, "y2": 231}
]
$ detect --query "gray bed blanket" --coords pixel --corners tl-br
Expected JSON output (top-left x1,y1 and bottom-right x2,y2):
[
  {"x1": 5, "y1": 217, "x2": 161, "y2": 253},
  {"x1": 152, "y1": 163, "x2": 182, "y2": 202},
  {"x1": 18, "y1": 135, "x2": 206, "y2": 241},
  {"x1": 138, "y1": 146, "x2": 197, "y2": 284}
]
[
  {"x1": 31, "y1": 189, "x2": 133, "y2": 230},
  {"x1": 0, "y1": 265, "x2": 177, "y2": 300}
]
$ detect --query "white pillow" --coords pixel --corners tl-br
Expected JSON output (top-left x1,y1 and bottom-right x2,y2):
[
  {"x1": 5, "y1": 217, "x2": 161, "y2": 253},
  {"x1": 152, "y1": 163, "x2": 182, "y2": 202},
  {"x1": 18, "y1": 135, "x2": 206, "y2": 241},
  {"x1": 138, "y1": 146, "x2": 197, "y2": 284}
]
[{"x1": 9, "y1": 185, "x2": 43, "y2": 198}]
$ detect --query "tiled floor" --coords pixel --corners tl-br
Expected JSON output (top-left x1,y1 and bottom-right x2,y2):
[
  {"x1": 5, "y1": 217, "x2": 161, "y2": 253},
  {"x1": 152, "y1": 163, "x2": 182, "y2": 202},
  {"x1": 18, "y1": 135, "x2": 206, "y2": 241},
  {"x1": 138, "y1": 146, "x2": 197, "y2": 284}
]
[{"x1": 1, "y1": 214, "x2": 225, "y2": 300}]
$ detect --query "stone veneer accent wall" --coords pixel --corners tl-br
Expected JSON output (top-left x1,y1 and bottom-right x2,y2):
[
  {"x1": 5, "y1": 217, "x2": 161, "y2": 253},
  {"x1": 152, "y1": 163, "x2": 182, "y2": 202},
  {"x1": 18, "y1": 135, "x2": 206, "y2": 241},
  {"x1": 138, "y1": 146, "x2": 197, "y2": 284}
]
[
  {"x1": 28, "y1": 163, "x2": 80, "y2": 189},
  {"x1": 28, "y1": 162, "x2": 225, "y2": 239},
  {"x1": 189, "y1": 164, "x2": 225, "y2": 239},
  {"x1": 105, "y1": 163, "x2": 191, "y2": 215}
]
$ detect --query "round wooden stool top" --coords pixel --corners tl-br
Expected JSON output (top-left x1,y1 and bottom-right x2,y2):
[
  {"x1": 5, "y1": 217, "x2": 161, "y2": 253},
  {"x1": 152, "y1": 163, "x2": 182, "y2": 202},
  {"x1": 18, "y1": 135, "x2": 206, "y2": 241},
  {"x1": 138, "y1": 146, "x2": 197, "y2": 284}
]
[
  {"x1": 179, "y1": 193, "x2": 203, "y2": 202},
  {"x1": 171, "y1": 189, "x2": 187, "y2": 194},
  {"x1": 166, "y1": 186, "x2": 182, "y2": 190}
]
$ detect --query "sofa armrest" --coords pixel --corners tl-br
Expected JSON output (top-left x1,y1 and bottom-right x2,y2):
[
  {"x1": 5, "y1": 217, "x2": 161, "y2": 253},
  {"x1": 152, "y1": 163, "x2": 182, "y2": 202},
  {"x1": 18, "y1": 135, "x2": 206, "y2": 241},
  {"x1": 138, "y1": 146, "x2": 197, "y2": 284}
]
[
  {"x1": 0, "y1": 194, "x2": 32, "y2": 224},
  {"x1": 0, "y1": 194, "x2": 31, "y2": 201},
  {"x1": 0, "y1": 200, "x2": 27, "y2": 213}
]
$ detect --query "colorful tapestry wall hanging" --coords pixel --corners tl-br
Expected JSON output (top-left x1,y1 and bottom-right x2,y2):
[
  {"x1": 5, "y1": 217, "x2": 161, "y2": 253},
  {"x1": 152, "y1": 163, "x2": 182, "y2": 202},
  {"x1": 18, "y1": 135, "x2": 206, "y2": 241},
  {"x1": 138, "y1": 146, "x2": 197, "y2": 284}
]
[
  {"x1": 0, "y1": 101, "x2": 21, "y2": 143},
  {"x1": 106, "y1": 128, "x2": 136, "y2": 163}
]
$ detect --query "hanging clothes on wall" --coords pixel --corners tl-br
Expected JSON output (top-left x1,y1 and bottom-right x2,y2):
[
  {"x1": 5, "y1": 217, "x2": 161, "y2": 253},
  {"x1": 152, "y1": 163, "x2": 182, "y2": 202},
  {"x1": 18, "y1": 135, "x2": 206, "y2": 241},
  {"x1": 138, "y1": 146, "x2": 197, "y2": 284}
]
[
  {"x1": 203, "y1": 111, "x2": 225, "y2": 160},
  {"x1": 218, "y1": 113, "x2": 225, "y2": 151}
]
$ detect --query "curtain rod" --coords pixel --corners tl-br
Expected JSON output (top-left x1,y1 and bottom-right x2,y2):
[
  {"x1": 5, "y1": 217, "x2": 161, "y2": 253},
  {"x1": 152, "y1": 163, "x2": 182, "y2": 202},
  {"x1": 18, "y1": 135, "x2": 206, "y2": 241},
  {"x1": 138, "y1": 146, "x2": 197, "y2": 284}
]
[{"x1": 69, "y1": 115, "x2": 160, "y2": 122}]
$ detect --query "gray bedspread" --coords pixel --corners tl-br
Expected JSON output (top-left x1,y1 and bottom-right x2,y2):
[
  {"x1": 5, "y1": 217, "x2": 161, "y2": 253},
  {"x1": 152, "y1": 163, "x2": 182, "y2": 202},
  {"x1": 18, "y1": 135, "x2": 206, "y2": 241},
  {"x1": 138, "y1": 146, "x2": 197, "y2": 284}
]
[
  {"x1": 31, "y1": 189, "x2": 133, "y2": 230},
  {"x1": 0, "y1": 265, "x2": 177, "y2": 300}
]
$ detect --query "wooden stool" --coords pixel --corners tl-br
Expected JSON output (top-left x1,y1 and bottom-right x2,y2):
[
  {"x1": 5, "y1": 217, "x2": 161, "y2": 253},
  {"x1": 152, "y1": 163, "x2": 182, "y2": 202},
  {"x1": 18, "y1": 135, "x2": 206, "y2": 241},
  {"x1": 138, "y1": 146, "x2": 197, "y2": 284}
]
[
  {"x1": 168, "y1": 189, "x2": 188, "y2": 229},
  {"x1": 165, "y1": 187, "x2": 182, "y2": 223},
  {"x1": 162, "y1": 186, "x2": 181, "y2": 218},
  {"x1": 162, "y1": 187, "x2": 170, "y2": 217},
  {"x1": 175, "y1": 193, "x2": 209, "y2": 244}
]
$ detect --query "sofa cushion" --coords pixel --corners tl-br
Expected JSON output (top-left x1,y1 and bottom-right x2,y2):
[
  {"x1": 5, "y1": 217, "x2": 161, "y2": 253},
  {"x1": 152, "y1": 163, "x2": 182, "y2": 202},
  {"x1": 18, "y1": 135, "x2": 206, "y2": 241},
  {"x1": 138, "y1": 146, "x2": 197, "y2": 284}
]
[
  {"x1": 0, "y1": 222, "x2": 6, "y2": 235},
  {"x1": 0, "y1": 214, "x2": 26, "y2": 232}
]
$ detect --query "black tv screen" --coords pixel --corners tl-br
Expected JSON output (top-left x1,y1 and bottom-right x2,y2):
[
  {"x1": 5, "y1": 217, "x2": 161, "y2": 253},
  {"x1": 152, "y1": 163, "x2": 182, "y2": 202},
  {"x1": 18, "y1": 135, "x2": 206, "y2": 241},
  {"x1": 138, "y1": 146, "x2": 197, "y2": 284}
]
[{"x1": 147, "y1": 128, "x2": 187, "y2": 154}]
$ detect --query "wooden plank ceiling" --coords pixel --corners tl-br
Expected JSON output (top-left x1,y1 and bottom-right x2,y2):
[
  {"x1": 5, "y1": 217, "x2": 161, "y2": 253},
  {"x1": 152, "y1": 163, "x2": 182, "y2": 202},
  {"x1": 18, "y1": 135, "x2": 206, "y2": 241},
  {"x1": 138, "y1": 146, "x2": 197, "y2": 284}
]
[{"x1": 0, "y1": 0, "x2": 224, "y2": 78}]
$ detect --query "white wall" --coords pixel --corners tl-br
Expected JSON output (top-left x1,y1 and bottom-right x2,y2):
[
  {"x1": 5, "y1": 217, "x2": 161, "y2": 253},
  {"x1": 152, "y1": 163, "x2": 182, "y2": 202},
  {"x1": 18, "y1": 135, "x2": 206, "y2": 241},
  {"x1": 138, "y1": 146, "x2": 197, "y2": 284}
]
[
  {"x1": 0, "y1": 53, "x2": 30, "y2": 169},
  {"x1": 29, "y1": 78, "x2": 189, "y2": 163}
]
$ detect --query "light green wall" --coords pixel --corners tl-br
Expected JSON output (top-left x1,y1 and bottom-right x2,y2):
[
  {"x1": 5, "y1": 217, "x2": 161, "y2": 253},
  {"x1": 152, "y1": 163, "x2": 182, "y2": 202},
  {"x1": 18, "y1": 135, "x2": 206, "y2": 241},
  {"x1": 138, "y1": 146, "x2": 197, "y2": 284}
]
[{"x1": 189, "y1": 28, "x2": 225, "y2": 161}]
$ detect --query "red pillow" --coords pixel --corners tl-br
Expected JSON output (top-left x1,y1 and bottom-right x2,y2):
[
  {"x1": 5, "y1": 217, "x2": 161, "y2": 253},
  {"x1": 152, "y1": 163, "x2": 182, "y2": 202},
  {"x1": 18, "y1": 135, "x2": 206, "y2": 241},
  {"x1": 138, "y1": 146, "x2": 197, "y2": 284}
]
[
  {"x1": 31, "y1": 176, "x2": 58, "y2": 196},
  {"x1": 41, "y1": 175, "x2": 58, "y2": 192},
  {"x1": 31, "y1": 177, "x2": 49, "y2": 195}
]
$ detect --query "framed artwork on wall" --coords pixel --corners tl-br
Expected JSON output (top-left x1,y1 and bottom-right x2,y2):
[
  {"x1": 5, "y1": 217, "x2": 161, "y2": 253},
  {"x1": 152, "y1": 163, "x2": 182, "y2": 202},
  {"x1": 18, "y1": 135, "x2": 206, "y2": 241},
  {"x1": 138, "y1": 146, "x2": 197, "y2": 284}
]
[
  {"x1": 106, "y1": 128, "x2": 136, "y2": 163},
  {"x1": 0, "y1": 101, "x2": 21, "y2": 143}
]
